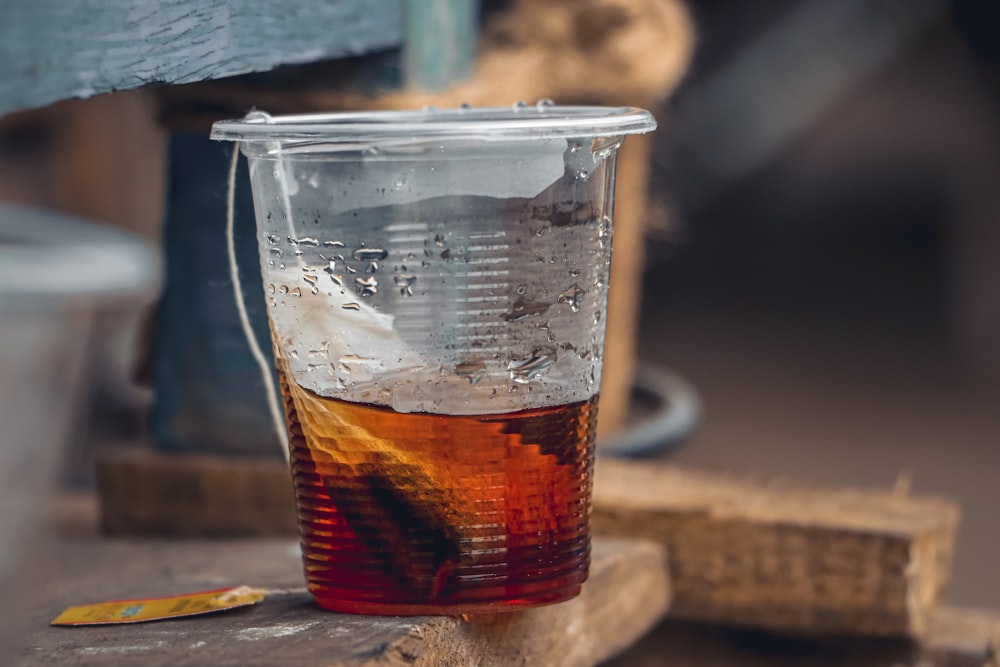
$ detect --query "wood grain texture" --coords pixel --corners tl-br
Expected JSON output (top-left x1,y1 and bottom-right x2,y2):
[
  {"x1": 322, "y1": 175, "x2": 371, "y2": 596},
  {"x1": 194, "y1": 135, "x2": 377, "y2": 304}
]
[
  {"x1": 604, "y1": 607, "x2": 1000, "y2": 667},
  {"x1": 155, "y1": 0, "x2": 695, "y2": 119},
  {"x1": 96, "y1": 451, "x2": 962, "y2": 637},
  {"x1": 17, "y1": 533, "x2": 670, "y2": 667},
  {"x1": 0, "y1": 0, "x2": 403, "y2": 116},
  {"x1": 96, "y1": 447, "x2": 297, "y2": 536},
  {"x1": 592, "y1": 459, "x2": 961, "y2": 637}
]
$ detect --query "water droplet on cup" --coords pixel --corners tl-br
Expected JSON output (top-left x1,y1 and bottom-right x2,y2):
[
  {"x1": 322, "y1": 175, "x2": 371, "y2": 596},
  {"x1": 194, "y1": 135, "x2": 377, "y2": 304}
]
[
  {"x1": 455, "y1": 360, "x2": 487, "y2": 384},
  {"x1": 557, "y1": 284, "x2": 585, "y2": 313},
  {"x1": 355, "y1": 276, "x2": 378, "y2": 296},
  {"x1": 244, "y1": 110, "x2": 273, "y2": 123},
  {"x1": 341, "y1": 302, "x2": 361, "y2": 311},
  {"x1": 536, "y1": 98, "x2": 555, "y2": 110},
  {"x1": 507, "y1": 347, "x2": 556, "y2": 383},
  {"x1": 503, "y1": 298, "x2": 549, "y2": 321},
  {"x1": 512, "y1": 100, "x2": 528, "y2": 111},
  {"x1": 598, "y1": 215, "x2": 611, "y2": 239},
  {"x1": 308, "y1": 341, "x2": 330, "y2": 359},
  {"x1": 353, "y1": 248, "x2": 389, "y2": 262},
  {"x1": 394, "y1": 273, "x2": 417, "y2": 296}
]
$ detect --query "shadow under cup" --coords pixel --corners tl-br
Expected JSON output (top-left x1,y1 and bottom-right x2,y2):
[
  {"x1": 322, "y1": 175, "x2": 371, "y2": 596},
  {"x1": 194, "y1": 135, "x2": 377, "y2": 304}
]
[{"x1": 211, "y1": 106, "x2": 656, "y2": 615}]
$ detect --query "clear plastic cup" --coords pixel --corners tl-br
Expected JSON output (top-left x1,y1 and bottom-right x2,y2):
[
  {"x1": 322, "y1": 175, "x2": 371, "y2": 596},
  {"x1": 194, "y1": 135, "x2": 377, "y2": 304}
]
[{"x1": 211, "y1": 105, "x2": 656, "y2": 615}]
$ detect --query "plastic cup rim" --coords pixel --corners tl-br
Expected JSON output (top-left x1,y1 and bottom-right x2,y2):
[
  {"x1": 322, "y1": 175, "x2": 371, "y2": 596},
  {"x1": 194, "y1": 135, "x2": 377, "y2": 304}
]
[{"x1": 210, "y1": 105, "x2": 657, "y2": 144}]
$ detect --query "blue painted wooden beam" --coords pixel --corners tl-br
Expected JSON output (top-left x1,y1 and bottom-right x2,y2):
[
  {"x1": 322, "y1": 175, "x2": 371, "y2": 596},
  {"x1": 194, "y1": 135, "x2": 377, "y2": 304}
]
[
  {"x1": 0, "y1": 0, "x2": 405, "y2": 116},
  {"x1": 403, "y1": 0, "x2": 478, "y2": 90}
]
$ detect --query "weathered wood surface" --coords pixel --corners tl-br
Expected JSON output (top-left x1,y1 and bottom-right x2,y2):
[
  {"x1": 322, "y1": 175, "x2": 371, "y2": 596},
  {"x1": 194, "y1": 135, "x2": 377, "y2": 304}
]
[
  {"x1": 592, "y1": 459, "x2": 960, "y2": 638},
  {"x1": 603, "y1": 607, "x2": 1000, "y2": 667},
  {"x1": 96, "y1": 447, "x2": 297, "y2": 536},
  {"x1": 97, "y1": 448, "x2": 962, "y2": 639},
  {"x1": 159, "y1": 0, "x2": 694, "y2": 116},
  {"x1": 16, "y1": 532, "x2": 670, "y2": 667},
  {"x1": 0, "y1": 0, "x2": 404, "y2": 116}
]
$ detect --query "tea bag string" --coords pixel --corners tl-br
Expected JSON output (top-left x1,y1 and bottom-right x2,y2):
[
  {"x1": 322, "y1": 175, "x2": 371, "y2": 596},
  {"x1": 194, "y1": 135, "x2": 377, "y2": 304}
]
[{"x1": 226, "y1": 145, "x2": 290, "y2": 459}]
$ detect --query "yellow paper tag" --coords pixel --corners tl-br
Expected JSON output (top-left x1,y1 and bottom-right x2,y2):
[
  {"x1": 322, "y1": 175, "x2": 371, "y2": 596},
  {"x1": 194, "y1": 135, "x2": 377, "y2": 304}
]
[{"x1": 51, "y1": 586, "x2": 266, "y2": 626}]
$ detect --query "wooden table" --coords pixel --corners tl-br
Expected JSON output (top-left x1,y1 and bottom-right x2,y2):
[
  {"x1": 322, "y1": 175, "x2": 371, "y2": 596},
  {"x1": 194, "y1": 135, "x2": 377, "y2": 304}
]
[
  {"x1": 12, "y1": 497, "x2": 670, "y2": 667},
  {"x1": 14, "y1": 484, "x2": 998, "y2": 667}
]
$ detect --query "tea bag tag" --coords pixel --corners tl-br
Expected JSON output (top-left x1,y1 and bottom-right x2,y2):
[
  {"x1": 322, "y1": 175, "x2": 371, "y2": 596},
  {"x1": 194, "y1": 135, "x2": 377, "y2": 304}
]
[{"x1": 51, "y1": 586, "x2": 266, "y2": 626}]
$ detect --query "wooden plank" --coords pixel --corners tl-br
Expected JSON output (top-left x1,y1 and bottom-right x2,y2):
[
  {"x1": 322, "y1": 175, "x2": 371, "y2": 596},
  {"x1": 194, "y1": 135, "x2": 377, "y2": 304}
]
[
  {"x1": 17, "y1": 533, "x2": 670, "y2": 667},
  {"x1": 0, "y1": 0, "x2": 404, "y2": 116},
  {"x1": 604, "y1": 607, "x2": 1000, "y2": 667},
  {"x1": 154, "y1": 0, "x2": 695, "y2": 117},
  {"x1": 96, "y1": 450, "x2": 962, "y2": 637},
  {"x1": 94, "y1": 449, "x2": 962, "y2": 639},
  {"x1": 95, "y1": 447, "x2": 297, "y2": 537},
  {"x1": 924, "y1": 606, "x2": 1000, "y2": 666},
  {"x1": 592, "y1": 459, "x2": 961, "y2": 637}
]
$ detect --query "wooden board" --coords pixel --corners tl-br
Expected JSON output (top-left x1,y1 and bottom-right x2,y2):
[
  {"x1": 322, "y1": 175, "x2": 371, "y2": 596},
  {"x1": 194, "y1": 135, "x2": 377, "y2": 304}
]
[
  {"x1": 96, "y1": 449, "x2": 961, "y2": 638},
  {"x1": 96, "y1": 447, "x2": 297, "y2": 536},
  {"x1": 15, "y1": 531, "x2": 670, "y2": 667},
  {"x1": 0, "y1": 0, "x2": 403, "y2": 116},
  {"x1": 603, "y1": 607, "x2": 1000, "y2": 667},
  {"x1": 592, "y1": 459, "x2": 961, "y2": 638}
]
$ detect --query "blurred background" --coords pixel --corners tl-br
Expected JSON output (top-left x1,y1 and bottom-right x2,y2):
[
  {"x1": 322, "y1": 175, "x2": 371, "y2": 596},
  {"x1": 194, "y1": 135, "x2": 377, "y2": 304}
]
[
  {"x1": 640, "y1": 0, "x2": 1000, "y2": 608},
  {"x1": 0, "y1": 0, "x2": 997, "y2": 610}
]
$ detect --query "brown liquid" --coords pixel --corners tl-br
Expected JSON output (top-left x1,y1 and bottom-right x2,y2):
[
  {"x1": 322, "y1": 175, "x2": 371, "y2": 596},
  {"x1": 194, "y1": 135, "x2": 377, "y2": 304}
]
[{"x1": 279, "y1": 372, "x2": 597, "y2": 615}]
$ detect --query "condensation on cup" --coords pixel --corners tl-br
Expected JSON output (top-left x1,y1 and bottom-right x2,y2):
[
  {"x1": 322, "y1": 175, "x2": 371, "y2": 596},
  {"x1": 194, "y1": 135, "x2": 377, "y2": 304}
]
[{"x1": 211, "y1": 104, "x2": 656, "y2": 615}]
